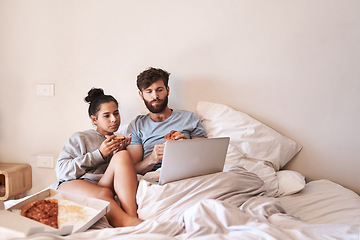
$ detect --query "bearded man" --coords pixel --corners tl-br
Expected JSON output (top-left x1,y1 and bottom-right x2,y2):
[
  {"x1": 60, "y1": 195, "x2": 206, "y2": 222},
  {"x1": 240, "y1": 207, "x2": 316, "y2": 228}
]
[{"x1": 126, "y1": 67, "x2": 207, "y2": 175}]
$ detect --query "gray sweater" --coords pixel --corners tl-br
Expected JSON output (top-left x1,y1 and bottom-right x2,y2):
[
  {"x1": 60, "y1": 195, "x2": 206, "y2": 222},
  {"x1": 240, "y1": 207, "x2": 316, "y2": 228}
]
[{"x1": 54, "y1": 129, "x2": 112, "y2": 188}]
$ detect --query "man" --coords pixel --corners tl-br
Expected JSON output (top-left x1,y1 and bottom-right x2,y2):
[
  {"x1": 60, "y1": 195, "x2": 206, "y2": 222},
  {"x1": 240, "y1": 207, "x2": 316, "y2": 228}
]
[{"x1": 126, "y1": 67, "x2": 207, "y2": 175}]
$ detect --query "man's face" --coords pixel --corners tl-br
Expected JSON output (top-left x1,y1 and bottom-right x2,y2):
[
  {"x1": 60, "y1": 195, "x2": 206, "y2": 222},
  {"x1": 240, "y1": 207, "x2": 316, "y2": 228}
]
[{"x1": 140, "y1": 79, "x2": 169, "y2": 113}]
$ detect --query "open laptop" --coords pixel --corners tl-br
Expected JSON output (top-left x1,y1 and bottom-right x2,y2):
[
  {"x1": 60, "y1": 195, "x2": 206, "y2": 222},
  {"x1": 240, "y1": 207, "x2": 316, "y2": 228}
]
[{"x1": 158, "y1": 137, "x2": 230, "y2": 185}]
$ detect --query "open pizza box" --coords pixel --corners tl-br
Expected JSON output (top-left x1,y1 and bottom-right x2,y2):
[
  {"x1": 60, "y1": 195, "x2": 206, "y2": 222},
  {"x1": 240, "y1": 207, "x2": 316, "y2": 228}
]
[{"x1": 0, "y1": 188, "x2": 110, "y2": 236}]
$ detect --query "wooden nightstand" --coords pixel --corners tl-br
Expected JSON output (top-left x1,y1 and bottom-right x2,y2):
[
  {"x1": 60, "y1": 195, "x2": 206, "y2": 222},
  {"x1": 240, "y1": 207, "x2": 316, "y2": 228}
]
[{"x1": 0, "y1": 163, "x2": 32, "y2": 200}]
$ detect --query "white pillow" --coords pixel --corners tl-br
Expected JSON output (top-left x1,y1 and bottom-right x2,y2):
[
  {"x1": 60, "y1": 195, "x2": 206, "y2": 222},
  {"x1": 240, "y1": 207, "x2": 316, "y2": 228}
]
[
  {"x1": 276, "y1": 170, "x2": 306, "y2": 196},
  {"x1": 196, "y1": 101, "x2": 302, "y2": 171}
]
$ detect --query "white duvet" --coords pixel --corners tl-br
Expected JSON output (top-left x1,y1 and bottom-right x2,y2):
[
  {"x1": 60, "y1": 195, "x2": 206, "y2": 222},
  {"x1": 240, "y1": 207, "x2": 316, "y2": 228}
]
[{"x1": 3, "y1": 165, "x2": 359, "y2": 240}]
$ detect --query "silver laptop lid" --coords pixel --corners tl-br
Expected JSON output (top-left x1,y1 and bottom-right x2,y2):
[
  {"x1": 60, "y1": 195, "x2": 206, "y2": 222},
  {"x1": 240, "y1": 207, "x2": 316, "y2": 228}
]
[{"x1": 159, "y1": 137, "x2": 230, "y2": 185}]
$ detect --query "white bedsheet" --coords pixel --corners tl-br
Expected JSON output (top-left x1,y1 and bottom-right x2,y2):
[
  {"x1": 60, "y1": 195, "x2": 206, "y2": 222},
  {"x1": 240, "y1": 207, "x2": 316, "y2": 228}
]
[
  {"x1": 2, "y1": 166, "x2": 359, "y2": 240},
  {"x1": 280, "y1": 179, "x2": 360, "y2": 225},
  {"x1": 136, "y1": 166, "x2": 264, "y2": 223}
]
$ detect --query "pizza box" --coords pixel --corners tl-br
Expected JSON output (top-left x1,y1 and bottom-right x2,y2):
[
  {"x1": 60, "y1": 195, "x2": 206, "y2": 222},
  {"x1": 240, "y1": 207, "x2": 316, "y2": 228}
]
[{"x1": 0, "y1": 188, "x2": 110, "y2": 237}]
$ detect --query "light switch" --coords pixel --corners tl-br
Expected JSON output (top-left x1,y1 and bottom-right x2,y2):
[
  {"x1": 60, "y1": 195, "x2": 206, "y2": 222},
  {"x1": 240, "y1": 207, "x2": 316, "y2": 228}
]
[
  {"x1": 36, "y1": 155, "x2": 54, "y2": 168},
  {"x1": 36, "y1": 84, "x2": 55, "y2": 96}
]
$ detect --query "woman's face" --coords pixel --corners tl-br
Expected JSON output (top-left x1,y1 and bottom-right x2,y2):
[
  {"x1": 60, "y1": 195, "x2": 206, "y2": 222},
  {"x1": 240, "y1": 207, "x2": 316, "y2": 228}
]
[{"x1": 91, "y1": 101, "x2": 120, "y2": 136}]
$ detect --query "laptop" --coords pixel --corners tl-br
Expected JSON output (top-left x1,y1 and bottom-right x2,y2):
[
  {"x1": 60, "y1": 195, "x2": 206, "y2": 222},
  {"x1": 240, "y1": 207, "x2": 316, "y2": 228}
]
[{"x1": 158, "y1": 137, "x2": 230, "y2": 185}]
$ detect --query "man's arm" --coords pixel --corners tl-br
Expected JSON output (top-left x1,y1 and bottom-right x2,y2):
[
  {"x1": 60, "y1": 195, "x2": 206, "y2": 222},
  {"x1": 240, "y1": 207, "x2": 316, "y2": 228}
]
[{"x1": 126, "y1": 144, "x2": 164, "y2": 175}]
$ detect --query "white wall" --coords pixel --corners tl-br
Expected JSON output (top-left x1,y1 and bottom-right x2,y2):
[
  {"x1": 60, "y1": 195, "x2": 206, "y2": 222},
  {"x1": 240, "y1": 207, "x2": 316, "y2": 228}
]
[{"x1": 0, "y1": 0, "x2": 359, "y2": 195}]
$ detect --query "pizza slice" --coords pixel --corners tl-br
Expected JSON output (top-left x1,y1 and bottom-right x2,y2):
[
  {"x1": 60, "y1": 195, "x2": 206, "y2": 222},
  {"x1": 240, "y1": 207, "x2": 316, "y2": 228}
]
[
  {"x1": 20, "y1": 199, "x2": 59, "y2": 229},
  {"x1": 164, "y1": 130, "x2": 182, "y2": 141},
  {"x1": 105, "y1": 135, "x2": 125, "y2": 140}
]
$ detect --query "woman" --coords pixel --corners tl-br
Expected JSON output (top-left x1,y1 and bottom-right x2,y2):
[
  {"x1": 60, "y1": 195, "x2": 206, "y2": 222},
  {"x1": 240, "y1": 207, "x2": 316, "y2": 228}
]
[{"x1": 54, "y1": 88, "x2": 143, "y2": 227}]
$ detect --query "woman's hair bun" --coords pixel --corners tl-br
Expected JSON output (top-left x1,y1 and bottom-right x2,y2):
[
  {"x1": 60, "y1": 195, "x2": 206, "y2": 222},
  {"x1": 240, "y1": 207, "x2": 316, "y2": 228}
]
[
  {"x1": 84, "y1": 88, "x2": 118, "y2": 117},
  {"x1": 85, "y1": 88, "x2": 105, "y2": 103}
]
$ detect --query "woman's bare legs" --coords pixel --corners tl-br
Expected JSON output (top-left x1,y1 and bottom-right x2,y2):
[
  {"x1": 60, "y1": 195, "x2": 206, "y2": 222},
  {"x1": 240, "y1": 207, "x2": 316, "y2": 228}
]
[
  {"x1": 58, "y1": 178, "x2": 142, "y2": 227},
  {"x1": 97, "y1": 150, "x2": 139, "y2": 218}
]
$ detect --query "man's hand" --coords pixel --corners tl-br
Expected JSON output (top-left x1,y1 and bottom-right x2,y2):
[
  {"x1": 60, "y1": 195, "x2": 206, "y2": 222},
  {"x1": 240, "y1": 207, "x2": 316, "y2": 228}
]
[
  {"x1": 148, "y1": 144, "x2": 165, "y2": 164},
  {"x1": 127, "y1": 143, "x2": 165, "y2": 175},
  {"x1": 174, "y1": 133, "x2": 188, "y2": 140}
]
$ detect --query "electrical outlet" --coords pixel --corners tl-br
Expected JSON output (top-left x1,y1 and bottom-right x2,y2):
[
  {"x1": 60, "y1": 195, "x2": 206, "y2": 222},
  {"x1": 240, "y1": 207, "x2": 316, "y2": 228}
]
[
  {"x1": 37, "y1": 155, "x2": 54, "y2": 168},
  {"x1": 36, "y1": 84, "x2": 55, "y2": 96}
]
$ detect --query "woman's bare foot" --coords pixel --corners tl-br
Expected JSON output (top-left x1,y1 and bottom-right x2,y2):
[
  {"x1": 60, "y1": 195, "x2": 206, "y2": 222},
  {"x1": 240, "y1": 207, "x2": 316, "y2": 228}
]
[{"x1": 124, "y1": 217, "x2": 144, "y2": 227}]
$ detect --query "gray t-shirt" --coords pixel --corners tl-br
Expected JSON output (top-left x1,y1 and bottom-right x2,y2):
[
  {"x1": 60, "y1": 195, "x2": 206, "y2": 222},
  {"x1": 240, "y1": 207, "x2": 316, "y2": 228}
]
[{"x1": 126, "y1": 110, "x2": 207, "y2": 171}]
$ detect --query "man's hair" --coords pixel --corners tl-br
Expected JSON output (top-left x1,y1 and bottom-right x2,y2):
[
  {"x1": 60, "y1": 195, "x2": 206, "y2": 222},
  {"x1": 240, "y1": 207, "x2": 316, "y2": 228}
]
[{"x1": 137, "y1": 67, "x2": 170, "y2": 91}]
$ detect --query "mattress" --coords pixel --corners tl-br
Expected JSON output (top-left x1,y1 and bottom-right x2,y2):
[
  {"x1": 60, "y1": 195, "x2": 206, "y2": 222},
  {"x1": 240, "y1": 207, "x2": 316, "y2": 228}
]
[{"x1": 280, "y1": 179, "x2": 360, "y2": 225}]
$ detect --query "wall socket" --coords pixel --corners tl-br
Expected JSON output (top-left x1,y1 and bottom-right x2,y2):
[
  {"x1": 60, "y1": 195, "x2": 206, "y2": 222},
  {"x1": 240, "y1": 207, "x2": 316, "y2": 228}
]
[
  {"x1": 37, "y1": 155, "x2": 54, "y2": 168},
  {"x1": 36, "y1": 84, "x2": 55, "y2": 96}
]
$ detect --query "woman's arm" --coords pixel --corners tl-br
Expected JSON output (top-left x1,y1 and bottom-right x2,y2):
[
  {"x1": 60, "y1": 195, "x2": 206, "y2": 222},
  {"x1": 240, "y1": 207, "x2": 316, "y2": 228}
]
[{"x1": 56, "y1": 134, "x2": 105, "y2": 181}]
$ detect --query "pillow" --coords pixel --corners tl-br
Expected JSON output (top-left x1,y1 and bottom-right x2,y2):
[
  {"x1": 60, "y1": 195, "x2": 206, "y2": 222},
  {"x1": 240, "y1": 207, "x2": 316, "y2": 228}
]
[
  {"x1": 196, "y1": 101, "x2": 302, "y2": 171},
  {"x1": 276, "y1": 170, "x2": 305, "y2": 196}
]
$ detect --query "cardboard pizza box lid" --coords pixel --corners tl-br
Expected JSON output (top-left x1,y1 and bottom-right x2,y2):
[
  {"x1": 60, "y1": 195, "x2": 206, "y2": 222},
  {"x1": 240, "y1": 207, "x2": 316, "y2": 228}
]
[{"x1": 0, "y1": 188, "x2": 110, "y2": 237}]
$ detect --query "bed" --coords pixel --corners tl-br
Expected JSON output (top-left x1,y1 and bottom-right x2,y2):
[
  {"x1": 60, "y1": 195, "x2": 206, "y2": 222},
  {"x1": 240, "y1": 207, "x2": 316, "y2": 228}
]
[{"x1": 2, "y1": 101, "x2": 360, "y2": 240}]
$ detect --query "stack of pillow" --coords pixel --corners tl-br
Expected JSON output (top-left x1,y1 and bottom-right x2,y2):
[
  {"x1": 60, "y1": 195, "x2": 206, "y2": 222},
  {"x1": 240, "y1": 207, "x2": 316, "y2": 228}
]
[{"x1": 196, "y1": 101, "x2": 305, "y2": 197}]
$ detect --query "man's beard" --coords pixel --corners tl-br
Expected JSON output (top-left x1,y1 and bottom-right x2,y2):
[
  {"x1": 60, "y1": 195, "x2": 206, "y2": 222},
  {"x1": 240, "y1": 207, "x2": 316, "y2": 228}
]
[{"x1": 144, "y1": 95, "x2": 168, "y2": 113}]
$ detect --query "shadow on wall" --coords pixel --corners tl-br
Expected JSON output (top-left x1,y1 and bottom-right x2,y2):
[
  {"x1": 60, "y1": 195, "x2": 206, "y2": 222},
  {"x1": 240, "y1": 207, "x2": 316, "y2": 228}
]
[
  {"x1": 0, "y1": 113, "x2": 3, "y2": 157},
  {"x1": 0, "y1": 113, "x2": 2, "y2": 141},
  {"x1": 169, "y1": 78, "x2": 243, "y2": 112},
  {"x1": 0, "y1": 113, "x2": 16, "y2": 162}
]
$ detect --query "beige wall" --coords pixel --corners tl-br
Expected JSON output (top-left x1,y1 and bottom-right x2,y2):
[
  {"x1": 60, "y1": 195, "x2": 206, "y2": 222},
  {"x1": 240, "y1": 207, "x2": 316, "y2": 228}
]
[{"x1": 0, "y1": 0, "x2": 359, "y2": 195}]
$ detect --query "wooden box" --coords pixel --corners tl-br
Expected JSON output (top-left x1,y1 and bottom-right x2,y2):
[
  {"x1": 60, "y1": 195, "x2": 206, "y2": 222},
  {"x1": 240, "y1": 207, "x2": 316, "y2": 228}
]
[{"x1": 0, "y1": 163, "x2": 32, "y2": 200}]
